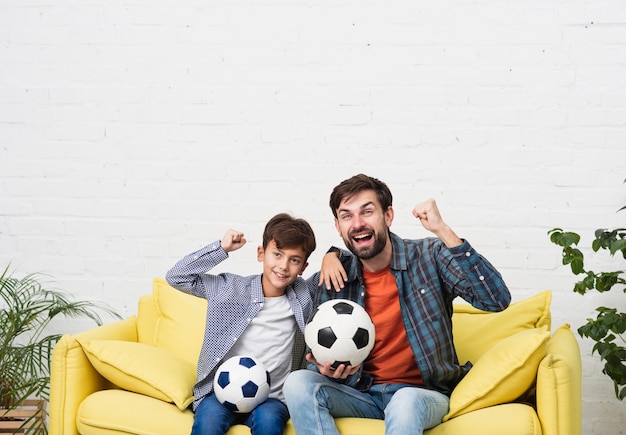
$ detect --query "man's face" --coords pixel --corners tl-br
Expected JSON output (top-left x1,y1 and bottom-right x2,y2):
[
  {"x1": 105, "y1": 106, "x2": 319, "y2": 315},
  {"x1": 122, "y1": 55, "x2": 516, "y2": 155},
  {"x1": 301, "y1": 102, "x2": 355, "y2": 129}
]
[
  {"x1": 257, "y1": 240, "x2": 308, "y2": 295},
  {"x1": 334, "y1": 189, "x2": 393, "y2": 260}
]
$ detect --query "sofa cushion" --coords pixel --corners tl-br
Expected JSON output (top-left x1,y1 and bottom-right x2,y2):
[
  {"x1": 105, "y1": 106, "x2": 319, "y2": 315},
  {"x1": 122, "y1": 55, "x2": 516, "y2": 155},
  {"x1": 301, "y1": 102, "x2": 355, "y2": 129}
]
[
  {"x1": 78, "y1": 390, "x2": 195, "y2": 435},
  {"x1": 153, "y1": 278, "x2": 207, "y2": 365},
  {"x1": 78, "y1": 390, "x2": 276, "y2": 435},
  {"x1": 444, "y1": 326, "x2": 550, "y2": 421},
  {"x1": 452, "y1": 290, "x2": 551, "y2": 364},
  {"x1": 428, "y1": 403, "x2": 542, "y2": 435},
  {"x1": 79, "y1": 339, "x2": 196, "y2": 410}
]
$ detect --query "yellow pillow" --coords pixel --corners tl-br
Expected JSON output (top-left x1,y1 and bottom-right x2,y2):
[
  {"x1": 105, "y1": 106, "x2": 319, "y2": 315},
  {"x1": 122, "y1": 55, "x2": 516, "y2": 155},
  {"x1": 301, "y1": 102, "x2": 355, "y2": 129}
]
[
  {"x1": 444, "y1": 326, "x2": 550, "y2": 421},
  {"x1": 79, "y1": 339, "x2": 196, "y2": 410},
  {"x1": 453, "y1": 290, "x2": 551, "y2": 364},
  {"x1": 153, "y1": 278, "x2": 207, "y2": 365}
]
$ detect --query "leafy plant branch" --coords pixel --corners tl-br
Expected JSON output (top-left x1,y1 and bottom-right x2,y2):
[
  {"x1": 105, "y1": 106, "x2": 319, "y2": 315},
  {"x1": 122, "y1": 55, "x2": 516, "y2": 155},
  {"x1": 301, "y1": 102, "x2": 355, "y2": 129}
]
[{"x1": 548, "y1": 220, "x2": 626, "y2": 401}]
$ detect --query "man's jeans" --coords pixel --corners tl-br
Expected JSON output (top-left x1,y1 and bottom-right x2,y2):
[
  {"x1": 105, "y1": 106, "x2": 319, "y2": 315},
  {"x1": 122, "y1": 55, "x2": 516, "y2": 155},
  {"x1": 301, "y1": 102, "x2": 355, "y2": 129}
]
[
  {"x1": 283, "y1": 370, "x2": 449, "y2": 435},
  {"x1": 191, "y1": 393, "x2": 289, "y2": 435}
]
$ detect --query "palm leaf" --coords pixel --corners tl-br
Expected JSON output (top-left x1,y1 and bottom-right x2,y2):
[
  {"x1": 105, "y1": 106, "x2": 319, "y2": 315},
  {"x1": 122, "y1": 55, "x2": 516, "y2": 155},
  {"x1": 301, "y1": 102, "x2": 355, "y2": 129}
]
[{"x1": 0, "y1": 264, "x2": 122, "y2": 434}]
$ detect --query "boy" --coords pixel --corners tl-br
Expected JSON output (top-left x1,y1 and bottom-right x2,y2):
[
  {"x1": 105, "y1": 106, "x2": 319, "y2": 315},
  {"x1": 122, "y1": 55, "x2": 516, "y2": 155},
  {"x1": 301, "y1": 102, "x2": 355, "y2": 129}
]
[{"x1": 166, "y1": 213, "x2": 318, "y2": 435}]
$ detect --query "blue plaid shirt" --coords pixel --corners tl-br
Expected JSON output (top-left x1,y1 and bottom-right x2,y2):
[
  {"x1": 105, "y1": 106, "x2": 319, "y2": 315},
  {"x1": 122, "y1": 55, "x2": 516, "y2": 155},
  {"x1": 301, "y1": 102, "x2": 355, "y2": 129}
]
[{"x1": 316, "y1": 232, "x2": 510, "y2": 395}]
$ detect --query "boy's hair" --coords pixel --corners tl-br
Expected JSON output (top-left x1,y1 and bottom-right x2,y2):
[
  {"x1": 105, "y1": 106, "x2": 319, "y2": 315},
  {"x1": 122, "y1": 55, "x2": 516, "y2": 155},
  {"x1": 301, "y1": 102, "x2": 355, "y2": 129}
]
[
  {"x1": 262, "y1": 213, "x2": 316, "y2": 260},
  {"x1": 329, "y1": 174, "x2": 393, "y2": 218}
]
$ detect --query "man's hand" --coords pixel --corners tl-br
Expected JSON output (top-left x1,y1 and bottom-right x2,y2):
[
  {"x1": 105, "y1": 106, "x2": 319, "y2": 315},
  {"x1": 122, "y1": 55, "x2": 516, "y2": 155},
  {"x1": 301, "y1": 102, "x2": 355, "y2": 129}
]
[
  {"x1": 319, "y1": 251, "x2": 347, "y2": 291},
  {"x1": 412, "y1": 199, "x2": 462, "y2": 248},
  {"x1": 306, "y1": 353, "x2": 359, "y2": 379},
  {"x1": 220, "y1": 229, "x2": 247, "y2": 253}
]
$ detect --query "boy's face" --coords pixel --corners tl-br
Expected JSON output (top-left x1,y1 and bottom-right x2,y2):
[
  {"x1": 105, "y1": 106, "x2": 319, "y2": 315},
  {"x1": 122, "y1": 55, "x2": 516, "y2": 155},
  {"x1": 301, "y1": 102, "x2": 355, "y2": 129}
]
[{"x1": 257, "y1": 239, "x2": 309, "y2": 297}]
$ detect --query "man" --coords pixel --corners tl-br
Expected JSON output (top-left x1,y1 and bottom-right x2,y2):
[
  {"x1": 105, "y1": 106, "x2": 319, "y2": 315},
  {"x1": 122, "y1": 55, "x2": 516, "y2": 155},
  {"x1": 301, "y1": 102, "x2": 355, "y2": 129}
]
[{"x1": 284, "y1": 174, "x2": 511, "y2": 435}]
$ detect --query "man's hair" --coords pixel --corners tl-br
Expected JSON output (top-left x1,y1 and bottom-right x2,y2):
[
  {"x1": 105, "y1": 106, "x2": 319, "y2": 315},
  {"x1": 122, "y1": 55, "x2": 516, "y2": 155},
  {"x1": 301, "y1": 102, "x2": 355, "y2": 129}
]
[
  {"x1": 329, "y1": 174, "x2": 393, "y2": 218},
  {"x1": 262, "y1": 213, "x2": 316, "y2": 260}
]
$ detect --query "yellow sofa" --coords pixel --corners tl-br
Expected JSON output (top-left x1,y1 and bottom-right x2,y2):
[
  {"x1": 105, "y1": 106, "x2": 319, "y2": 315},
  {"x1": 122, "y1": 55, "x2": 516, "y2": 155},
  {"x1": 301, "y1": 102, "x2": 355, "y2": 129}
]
[{"x1": 50, "y1": 279, "x2": 582, "y2": 435}]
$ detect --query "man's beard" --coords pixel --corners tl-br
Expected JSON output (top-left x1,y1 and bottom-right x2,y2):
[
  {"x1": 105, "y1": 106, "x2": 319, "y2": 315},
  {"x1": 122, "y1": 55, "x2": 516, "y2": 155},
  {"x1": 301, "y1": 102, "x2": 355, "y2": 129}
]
[{"x1": 343, "y1": 229, "x2": 388, "y2": 260}]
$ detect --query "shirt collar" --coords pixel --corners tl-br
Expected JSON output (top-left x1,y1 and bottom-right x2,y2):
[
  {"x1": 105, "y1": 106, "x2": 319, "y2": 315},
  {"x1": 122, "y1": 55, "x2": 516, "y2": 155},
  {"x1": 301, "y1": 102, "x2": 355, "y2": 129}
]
[{"x1": 389, "y1": 232, "x2": 408, "y2": 271}]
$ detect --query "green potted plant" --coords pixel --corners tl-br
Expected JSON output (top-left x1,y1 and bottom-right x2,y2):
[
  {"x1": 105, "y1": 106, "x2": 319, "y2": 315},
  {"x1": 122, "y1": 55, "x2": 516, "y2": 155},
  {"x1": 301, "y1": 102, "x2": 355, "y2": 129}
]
[
  {"x1": 0, "y1": 264, "x2": 121, "y2": 434},
  {"x1": 548, "y1": 188, "x2": 626, "y2": 401}
]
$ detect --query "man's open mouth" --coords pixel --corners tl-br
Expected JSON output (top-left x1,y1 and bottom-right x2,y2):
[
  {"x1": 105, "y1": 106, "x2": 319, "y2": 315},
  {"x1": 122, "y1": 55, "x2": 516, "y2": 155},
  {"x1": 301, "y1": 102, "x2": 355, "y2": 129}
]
[{"x1": 352, "y1": 232, "x2": 373, "y2": 244}]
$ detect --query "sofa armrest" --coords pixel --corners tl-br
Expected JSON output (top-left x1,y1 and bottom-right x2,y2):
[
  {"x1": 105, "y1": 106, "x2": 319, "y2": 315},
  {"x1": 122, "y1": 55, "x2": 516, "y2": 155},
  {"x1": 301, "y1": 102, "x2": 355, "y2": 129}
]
[
  {"x1": 49, "y1": 316, "x2": 139, "y2": 435},
  {"x1": 536, "y1": 324, "x2": 582, "y2": 435}
]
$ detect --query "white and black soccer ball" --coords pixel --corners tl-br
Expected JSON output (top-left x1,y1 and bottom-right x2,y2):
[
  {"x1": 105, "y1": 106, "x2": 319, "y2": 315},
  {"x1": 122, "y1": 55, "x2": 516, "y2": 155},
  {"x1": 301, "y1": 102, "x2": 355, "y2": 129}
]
[
  {"x1": 213, "y1": 355, "x2": 271, "y2": 413},
  {"x1": 304, "y1": 299, "x2": 375, "y2": 369}
]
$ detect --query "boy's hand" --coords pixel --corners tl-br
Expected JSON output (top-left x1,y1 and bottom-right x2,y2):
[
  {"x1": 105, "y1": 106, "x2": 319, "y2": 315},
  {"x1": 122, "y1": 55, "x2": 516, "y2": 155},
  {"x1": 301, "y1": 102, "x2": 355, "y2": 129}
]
[
  {"x1": 306, "y1": 353, "x2": 359, "y2": 379},
  {"x1": 220, "y1": 229, "x2": 247, "y2": 253},
  {"x1": 319, "y1": 251, "x2": 347, "y2": 291}
]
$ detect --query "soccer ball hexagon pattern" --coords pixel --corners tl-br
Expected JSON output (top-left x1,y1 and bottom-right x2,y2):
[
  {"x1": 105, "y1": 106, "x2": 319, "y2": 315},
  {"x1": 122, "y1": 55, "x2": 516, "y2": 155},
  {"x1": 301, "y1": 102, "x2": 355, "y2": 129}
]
[
  {"x1": 213, "y1": 355, "x2": 271, "y2": 413},
  {"x1": 305, "y1": 299, "x2": 375, "y2": 369}
]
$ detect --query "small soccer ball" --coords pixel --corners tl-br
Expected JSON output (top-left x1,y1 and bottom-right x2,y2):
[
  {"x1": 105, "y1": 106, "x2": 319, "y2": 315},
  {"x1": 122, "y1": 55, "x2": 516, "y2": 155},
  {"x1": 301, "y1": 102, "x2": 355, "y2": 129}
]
[
  {"x1": 304, "y1": 299, "x2": 375, "y2": 369},
  {"x1": 213, "y1": 356, "x2": 271, "y2": 413}
]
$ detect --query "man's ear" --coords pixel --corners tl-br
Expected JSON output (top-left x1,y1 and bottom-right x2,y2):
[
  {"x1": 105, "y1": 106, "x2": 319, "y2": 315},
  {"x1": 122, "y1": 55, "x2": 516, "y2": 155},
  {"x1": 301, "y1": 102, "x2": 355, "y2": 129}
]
[
  {"x1": 257, "y1": 245, "x2": 264, "y2": 262},
  {"x1": 299, "y1": 262, "x2": 309, "y2": 276},
  {"x1": 384, "y1": 206, "x2": 394, "y2": 228}
]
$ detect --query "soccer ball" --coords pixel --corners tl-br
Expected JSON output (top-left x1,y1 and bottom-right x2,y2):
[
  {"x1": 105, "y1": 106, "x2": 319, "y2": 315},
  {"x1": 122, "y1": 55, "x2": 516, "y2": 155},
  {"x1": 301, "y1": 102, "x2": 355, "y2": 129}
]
[
  {"x1": 304, "y1": 299, "x2": 375, "y2": 369},
  {"x1": 213, "y1": 356, "x2": 271, "y2": 413}
]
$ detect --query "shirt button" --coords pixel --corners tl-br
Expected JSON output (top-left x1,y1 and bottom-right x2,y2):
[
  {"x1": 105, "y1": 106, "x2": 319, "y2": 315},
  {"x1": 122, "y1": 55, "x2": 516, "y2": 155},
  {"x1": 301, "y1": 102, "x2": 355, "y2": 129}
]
[
  {"x1": 420, "y1": 289, "x2": 426, "y2": 294},
  {"x1": 360, "y1": 292, "x2": 365, "y2": 297},
  {"x1": 465, "y1": 252, "x2": 471, "y2": 257},
  {"x1": 479, "y1": 276, "x2": 485, "y2": 281},
  {"x1": 193, "y1": 255, "x2": 199, "y2": 259},
  {"x1": 246, "y1": 318, "x2": 252, "y2": 322}
]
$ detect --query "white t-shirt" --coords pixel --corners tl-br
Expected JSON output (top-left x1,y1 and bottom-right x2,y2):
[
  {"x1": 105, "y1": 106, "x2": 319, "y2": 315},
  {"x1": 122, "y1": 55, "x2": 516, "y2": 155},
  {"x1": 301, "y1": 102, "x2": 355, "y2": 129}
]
[{"x1": 225, "y1": 295, "x2": 296, "y2": 401}]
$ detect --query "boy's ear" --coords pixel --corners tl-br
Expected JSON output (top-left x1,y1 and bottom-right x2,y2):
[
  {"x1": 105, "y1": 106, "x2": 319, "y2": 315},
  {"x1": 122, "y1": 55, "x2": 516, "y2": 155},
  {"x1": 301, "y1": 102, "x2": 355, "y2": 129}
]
[
  {"x1": 257, "y1": 245, "x2": 264, "y2": 262},
  {"x1": 298, "y1": 262, "x2": 309, "y2": 276}
]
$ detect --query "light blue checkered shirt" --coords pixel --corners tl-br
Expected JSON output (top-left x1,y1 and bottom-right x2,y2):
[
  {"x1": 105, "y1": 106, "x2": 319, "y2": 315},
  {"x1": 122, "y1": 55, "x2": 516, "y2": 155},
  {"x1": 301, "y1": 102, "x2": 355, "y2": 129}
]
[{"x1": 166, "y1": 240, "x2": 318, "y2": 410}]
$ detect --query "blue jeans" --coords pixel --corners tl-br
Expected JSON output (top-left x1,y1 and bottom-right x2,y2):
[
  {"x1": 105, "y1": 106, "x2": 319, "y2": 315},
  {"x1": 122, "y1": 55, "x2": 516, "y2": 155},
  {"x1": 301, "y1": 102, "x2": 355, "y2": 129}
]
[
  {"x1": 283, "y1": 370, "x2": 450, "y2": 435},
  {"x1": 191, "y1": 393, "x2": 289, "y2": 435}
]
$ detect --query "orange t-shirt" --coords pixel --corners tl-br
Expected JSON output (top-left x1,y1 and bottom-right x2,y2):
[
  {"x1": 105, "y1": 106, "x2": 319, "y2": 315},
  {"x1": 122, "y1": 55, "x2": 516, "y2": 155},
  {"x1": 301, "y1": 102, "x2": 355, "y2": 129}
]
[{"x1": 363, "y1": 267, "x2": 423, "y2": 386}]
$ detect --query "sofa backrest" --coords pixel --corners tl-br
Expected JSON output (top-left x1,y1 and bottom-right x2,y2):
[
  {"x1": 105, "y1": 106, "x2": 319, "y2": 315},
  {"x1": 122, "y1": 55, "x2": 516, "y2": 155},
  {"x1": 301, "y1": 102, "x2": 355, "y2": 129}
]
[
  {"x1": 137, "y1": 278, "x2": 552, "y2": 368},
  {"x1": 137, "y1": 278, "x2": 207, "y2": 366}
]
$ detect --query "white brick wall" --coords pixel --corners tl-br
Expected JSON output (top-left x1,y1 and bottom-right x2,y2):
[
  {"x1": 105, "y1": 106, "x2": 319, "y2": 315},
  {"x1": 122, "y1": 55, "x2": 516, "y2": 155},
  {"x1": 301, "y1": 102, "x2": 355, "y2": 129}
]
[{"x1": 1, "y1": 1, "x2": 625, "y2": 432}]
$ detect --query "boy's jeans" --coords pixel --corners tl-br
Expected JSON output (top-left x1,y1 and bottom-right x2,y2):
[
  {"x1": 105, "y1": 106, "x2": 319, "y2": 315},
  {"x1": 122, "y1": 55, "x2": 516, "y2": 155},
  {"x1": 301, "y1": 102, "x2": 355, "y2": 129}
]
[
  {"x1": 283, "y1": 370, "x2": 449, "y2": 435},
  {"x1": 191, "y1": 393, "x2": 289, "y2": 435}
]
